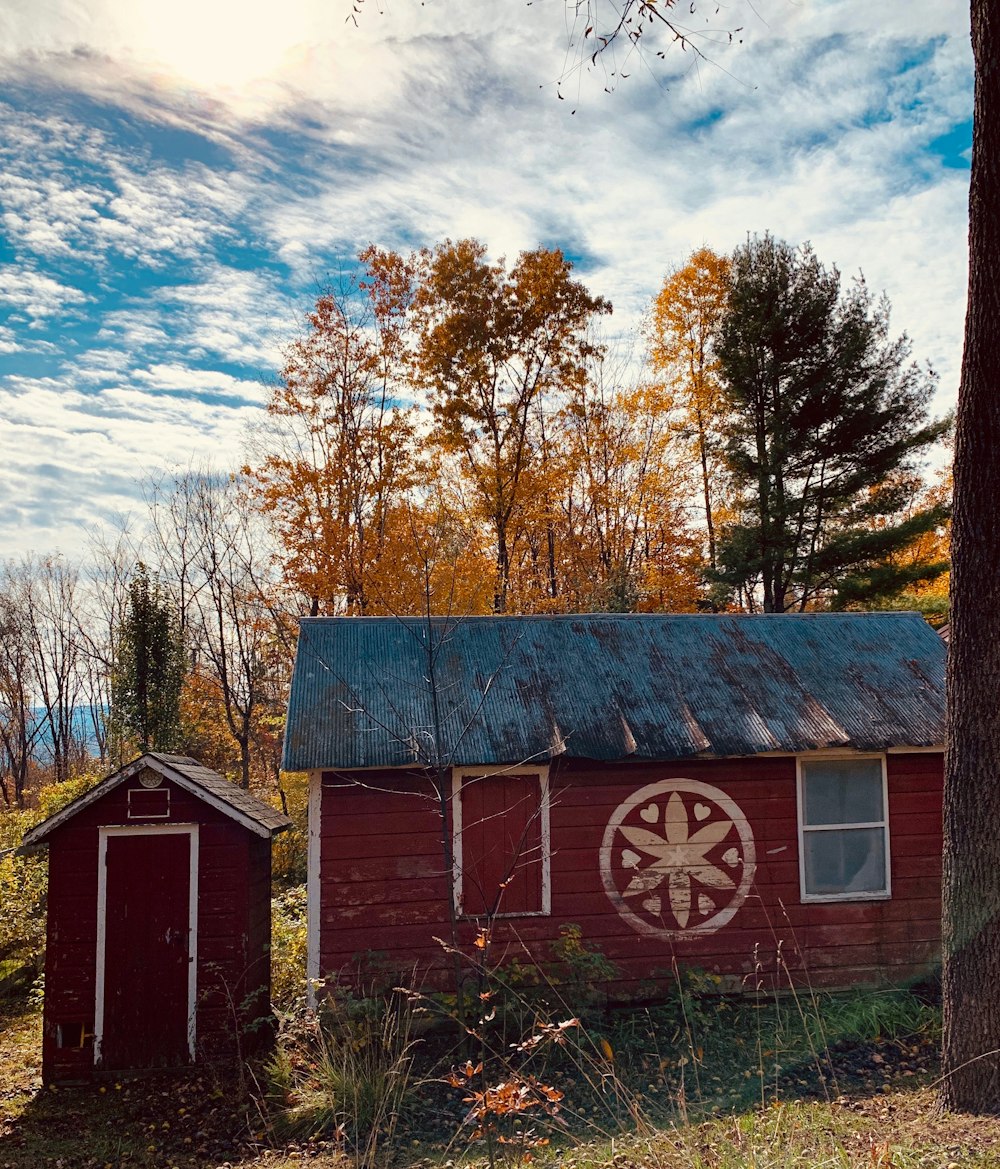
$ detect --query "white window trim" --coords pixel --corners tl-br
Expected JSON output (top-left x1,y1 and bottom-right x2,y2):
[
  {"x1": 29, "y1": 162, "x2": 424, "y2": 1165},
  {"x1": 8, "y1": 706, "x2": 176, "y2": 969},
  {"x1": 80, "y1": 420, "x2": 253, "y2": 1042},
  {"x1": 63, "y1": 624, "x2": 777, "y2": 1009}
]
[
  {"x1": 452, "y1": 764, "x2": 551, "y2": 919},
  {"x1": 796, "y1": 754, "x2": 891, "y2": 903},
  {"x1": 94, "y1": 823, "x2": 199, "y2": 1067}
]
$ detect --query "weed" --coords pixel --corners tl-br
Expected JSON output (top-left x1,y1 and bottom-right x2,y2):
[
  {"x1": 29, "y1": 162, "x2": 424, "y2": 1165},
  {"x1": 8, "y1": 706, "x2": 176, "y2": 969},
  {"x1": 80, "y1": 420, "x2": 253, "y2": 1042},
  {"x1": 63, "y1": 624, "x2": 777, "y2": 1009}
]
[
  {"x1": 260, "y1": 987, "x2": 419, "y2": 1167},
  {"x1": 807, "y1": 988, "x2": 941, "y2": 1048},
  {"x1": 447, "y1": 1057, "x2": 567, "y2": 1167}
]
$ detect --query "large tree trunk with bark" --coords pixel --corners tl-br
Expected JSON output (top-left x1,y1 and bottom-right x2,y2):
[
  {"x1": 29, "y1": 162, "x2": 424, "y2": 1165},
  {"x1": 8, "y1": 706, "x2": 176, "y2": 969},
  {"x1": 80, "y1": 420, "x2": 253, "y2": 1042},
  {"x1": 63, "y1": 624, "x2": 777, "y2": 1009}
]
[{"x1": 941, "y1": 0, "x2": 1000, "y2": 1114}]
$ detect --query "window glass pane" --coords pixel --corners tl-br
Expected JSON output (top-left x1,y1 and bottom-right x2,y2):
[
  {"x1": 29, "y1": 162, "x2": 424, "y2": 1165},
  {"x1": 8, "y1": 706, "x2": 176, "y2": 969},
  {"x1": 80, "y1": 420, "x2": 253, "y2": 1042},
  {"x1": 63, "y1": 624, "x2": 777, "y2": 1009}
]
[
  {"x1": 802, "y1": 758, "x2": 883, "y2": 825},
  {"x1": 803, "y1": 827, "x2": 886, "y2": 895}
]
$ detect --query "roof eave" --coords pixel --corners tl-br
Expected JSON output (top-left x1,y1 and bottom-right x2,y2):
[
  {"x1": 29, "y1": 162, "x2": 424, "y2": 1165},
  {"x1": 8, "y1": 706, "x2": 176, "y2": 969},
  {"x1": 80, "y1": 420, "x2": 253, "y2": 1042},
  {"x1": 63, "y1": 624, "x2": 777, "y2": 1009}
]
[{"x1": 20, "y1": 755, "x2": 291, "y2": 851}]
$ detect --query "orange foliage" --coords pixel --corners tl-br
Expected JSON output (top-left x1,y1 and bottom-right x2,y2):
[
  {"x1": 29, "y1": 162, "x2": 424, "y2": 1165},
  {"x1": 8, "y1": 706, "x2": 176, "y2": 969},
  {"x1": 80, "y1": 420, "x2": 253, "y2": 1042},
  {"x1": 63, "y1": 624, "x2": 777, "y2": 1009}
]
[
  {"x1": 245, "y1": 241, "x2": 714, "y2": 617},
  {"x1": 410, "y1": 239, "x2": 611, "y2": 612},
  {"x1": 245, "y1": 268, "x2": 421, "y2": 616},
  {"x1": 647, "y1": 247, "x2": 731, "y2": 573}
]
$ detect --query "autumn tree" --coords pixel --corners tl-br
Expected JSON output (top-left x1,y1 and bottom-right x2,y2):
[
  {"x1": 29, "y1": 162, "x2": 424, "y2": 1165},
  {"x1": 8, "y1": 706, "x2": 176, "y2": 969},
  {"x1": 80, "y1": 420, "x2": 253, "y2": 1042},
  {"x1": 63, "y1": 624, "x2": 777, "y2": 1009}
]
[
  {"x1": 148, "y1": 470, "x2": 293, "y2": 792},
  {"x1": 647, "y1": 246, "x2": 731, "y2": 575},
  {"x1": 246, "y1": 259, "x2": 419, "y2": 616},
  {"x1": 0, "y1": 588, "x2": 44, "y2": 807},
  {"x1": 109, "y1": 562, "x2": 186, "y2": 758},
  {"x1": 554, "y1": 348, "x2": 700, "y2": 612},
  {"x1": 941, "y1": 0, "x2": 1000, "y2": 1115},
  {"x1": 712, "y1": 233, "x2": 949, "y2": 612},
  {"x1": 410, "y1": 239, "x2": 611, "y2": 612}
]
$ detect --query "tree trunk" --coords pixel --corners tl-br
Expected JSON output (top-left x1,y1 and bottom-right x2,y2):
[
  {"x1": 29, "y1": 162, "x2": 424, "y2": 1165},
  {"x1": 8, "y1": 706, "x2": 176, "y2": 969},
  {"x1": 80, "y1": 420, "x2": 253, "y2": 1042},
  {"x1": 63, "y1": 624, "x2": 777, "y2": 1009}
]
[
  {"x1": 494, "y1": 527, "x2": 509, "y2": 614},
  {"x1": 239, "y1": 734, "x2": 251, "y2": 791},
  {"x1": 941, "y1": 0, "x2": 1000, "y2": 1114},
  {"x1": 696, "y1": 416, "x2": 716, "y2": 573}
]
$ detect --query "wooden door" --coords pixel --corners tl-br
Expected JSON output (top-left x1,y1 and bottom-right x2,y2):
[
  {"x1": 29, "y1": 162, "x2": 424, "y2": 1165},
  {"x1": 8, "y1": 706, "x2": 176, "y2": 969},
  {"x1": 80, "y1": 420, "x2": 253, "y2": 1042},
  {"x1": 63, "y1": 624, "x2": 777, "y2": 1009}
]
[
  {"x1": 100, "y1": 832, "x2": 193, "y2": 1070},
  {"x1": 460, "y1": 774, "x2": 543, "y2": 915}
]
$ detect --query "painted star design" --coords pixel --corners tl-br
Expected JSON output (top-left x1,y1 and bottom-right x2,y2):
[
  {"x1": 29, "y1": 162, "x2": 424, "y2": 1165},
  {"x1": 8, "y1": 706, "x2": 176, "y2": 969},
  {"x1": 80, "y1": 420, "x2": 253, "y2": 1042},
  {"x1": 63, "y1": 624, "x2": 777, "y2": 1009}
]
[{"x1": 619, "y1": 792, "x2": 736, "y2": 928}]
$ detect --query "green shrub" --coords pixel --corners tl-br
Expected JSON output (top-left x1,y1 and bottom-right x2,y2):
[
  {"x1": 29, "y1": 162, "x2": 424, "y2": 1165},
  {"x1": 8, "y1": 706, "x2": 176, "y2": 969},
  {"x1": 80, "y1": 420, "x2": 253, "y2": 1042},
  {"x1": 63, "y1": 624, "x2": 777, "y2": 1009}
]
[
  {"x1": 271, "y1": 771, "x2": 309, "y2": 887},
  {"x1": 0, "y1": 770, "x2": 104, "y2": 988},
  {"x1": 271, "y1": 885, "x2": 308, "y2": 1010}
]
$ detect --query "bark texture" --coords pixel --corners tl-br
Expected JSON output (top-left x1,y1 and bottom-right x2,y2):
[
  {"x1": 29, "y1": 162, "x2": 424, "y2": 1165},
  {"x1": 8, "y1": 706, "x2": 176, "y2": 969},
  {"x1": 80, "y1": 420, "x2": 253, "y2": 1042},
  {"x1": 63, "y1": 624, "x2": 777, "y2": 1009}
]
[{"x1": 941, "y1": 0, "x2": 1000, "y2": 1113}]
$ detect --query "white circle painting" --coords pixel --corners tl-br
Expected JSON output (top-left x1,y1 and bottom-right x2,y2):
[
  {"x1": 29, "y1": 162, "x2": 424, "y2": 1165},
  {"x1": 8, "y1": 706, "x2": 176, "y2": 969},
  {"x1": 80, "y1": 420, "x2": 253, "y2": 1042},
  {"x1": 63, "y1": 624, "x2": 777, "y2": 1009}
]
[{"x1": 600, "y1": 779, "x2": 756, "y2": 940}]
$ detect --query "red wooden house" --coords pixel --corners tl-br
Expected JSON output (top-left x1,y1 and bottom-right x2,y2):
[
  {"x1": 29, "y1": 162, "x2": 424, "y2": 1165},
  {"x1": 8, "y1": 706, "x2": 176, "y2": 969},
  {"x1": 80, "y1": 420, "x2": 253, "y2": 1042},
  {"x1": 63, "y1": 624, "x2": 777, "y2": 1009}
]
[
  {"x1": 282, "y1": 612, "x2": 946, "y2": 999},
  {"x1": 21, "y1": 753, "x2": 291, "y2": 1084}
]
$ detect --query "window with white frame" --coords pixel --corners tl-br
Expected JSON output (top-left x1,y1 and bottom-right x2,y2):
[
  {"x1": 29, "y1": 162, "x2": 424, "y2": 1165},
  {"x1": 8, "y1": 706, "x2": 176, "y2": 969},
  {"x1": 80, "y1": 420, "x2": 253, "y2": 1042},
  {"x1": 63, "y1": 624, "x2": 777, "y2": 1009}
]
[
  {"x1": 798, "y1": 756, "x2": 890, "y2": 900},
  {"x1": 452, "y1": 766, "x2": 551, "y2": 918}
]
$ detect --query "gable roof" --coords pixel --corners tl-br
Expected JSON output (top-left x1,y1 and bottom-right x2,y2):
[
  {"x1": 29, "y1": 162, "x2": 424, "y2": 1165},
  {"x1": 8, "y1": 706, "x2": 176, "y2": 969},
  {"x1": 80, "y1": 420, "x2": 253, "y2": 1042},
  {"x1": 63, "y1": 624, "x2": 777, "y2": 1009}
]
[
  {"x1": 21, "y1": 753, "x2": 292, "y2": 850},
  {"x1": 282, "y1": 612, "x2": 946, "y2": 772}
]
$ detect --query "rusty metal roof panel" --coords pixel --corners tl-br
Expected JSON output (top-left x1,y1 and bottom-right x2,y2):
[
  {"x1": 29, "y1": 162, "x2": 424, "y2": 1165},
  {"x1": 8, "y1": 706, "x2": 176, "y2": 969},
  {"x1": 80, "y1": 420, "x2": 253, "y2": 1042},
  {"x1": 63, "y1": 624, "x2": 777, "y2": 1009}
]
[{"x1": 281, "y1": 612, "x2": 946, "y2": 771}]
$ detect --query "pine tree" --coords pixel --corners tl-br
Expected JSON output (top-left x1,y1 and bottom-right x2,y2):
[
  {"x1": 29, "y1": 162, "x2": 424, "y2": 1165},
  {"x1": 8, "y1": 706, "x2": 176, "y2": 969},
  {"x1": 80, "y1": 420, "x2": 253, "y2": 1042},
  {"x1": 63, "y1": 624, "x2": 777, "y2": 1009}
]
[
  {"x1": 712, "y1": 233, "x2": 949, "y2": 612},
  {"x1": 110, "y1": 563, "x2": 186, "y2": 758}
]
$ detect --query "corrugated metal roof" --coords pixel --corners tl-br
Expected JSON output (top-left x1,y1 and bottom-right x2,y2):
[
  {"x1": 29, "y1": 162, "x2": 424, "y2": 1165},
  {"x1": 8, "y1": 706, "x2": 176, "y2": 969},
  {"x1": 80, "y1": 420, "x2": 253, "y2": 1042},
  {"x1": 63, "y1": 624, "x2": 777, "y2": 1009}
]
[{"x1": 282, "y1": 612, "x2": 946, "y2": 771}]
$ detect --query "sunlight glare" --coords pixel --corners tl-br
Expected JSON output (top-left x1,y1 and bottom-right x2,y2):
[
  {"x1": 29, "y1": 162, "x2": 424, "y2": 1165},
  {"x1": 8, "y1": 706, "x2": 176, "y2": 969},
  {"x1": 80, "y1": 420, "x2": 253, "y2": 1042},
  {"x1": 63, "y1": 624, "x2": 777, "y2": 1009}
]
[{"x1": 126, "y1": 0, "x2": 314, "y2": 92}]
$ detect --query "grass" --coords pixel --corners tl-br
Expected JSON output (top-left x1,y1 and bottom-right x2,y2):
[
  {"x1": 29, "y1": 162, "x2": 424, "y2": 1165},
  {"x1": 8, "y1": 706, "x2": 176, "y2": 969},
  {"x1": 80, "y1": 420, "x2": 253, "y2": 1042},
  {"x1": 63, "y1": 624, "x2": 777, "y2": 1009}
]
[{"x1": 1, "y1": 985, "x2": 998, "y2": 1169}]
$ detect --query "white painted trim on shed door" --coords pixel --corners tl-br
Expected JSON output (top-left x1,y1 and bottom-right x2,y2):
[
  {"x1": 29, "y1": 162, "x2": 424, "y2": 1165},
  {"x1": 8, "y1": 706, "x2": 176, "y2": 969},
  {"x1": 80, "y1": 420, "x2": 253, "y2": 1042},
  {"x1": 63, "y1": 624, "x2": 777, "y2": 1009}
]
[{"x1": 94, "y1": 823, "x2": 199, "y2": 1067}]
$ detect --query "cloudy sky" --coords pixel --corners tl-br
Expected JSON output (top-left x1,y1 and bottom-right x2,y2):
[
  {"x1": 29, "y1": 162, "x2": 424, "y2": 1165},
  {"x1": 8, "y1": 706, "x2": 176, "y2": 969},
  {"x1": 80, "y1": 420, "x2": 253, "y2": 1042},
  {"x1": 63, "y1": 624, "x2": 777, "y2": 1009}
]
[{"x1": 0, "y1": 0, "x2": 972, "y2": 560}]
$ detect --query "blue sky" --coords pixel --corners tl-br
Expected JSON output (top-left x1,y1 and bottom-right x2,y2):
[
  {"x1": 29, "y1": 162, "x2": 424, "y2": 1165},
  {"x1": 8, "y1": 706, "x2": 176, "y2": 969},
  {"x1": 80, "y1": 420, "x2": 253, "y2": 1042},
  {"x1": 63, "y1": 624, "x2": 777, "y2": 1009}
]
[{"x1": 0, "y1": 0, "x2": 973, "y2": 559}]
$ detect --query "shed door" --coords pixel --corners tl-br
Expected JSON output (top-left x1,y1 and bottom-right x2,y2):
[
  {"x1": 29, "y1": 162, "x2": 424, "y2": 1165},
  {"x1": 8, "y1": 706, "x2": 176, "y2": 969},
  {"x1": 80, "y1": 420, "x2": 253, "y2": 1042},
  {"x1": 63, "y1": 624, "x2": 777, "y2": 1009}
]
[{"x1": 101, "y1": 832, "x2": 193, "y2": 1069}]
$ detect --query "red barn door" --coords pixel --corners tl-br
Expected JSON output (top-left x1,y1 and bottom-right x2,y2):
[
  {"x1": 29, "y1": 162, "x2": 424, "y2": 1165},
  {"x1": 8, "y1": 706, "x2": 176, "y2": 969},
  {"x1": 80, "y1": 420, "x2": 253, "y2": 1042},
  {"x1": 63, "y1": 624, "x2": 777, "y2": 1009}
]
[
  {"x1": 98, "y1": 829, "x2": 196, "y2": 1070},
  {"x1": 459, "y1": 772, "x2": 544, "y2": 916}
]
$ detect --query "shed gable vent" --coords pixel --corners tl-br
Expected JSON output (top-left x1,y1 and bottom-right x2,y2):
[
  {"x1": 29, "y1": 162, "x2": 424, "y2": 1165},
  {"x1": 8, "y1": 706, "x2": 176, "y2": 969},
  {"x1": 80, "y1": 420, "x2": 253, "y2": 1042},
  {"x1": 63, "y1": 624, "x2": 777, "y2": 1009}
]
[{"x1": 127, "y1": 787, "x2": 170, "y2": 819}]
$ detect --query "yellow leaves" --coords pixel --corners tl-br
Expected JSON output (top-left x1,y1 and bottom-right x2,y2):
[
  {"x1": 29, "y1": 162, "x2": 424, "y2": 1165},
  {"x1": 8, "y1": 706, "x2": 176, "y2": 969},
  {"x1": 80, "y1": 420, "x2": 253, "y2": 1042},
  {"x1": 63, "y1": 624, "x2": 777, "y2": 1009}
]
[
  {"x1": 246, "y1": 239, "x2": 716, "y2": 618},
  {"x1": 409, "y1": 238, "x2": 612, "y2": 612}
]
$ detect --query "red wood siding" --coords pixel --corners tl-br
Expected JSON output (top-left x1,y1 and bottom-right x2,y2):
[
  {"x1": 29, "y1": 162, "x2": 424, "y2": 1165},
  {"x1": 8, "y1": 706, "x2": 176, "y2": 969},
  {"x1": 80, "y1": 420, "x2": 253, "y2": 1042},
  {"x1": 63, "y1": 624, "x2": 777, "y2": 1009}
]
[
  {"x1": 317, "y1": 753, "x2": 942, "y2": 998},
  {"x1": 42, "y1": 777, "x2": 274, "y2": 1083}
]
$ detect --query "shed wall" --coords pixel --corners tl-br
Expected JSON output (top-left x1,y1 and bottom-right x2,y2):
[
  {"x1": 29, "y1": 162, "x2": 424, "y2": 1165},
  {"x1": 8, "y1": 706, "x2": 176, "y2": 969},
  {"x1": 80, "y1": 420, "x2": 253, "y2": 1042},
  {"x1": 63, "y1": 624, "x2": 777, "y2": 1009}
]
[
  {"x1": 317, "y1": 753, "x2": 941, "y2": 997},
  {"x1": 43, "y1": 778, "x2": 272, "y2": 1083}
]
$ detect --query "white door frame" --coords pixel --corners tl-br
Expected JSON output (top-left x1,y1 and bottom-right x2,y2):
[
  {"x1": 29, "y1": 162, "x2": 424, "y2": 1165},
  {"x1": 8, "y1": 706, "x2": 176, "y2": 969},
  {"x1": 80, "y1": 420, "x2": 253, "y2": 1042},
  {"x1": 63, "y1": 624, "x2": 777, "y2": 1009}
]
[{"x1": 94, "y1": 823, "x2": 199, "y2": 1066}]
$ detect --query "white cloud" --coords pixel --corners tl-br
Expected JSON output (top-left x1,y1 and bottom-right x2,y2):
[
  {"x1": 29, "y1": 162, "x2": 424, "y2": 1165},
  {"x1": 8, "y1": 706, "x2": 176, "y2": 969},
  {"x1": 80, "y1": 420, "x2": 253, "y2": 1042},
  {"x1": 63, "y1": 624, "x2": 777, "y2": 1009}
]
[
  {"x1": 132, "y1": 362, "x2": 267, "y2": 403},
  {"x1": 0, "y1": 0, "x2": 972, "y2": 561},
  {"x1": 0, "y1": 103, "x2": 252, "y2": 268},
  {"x1": 149, "y1": 266, "x2": 299, "y2": 367},
  {"x1": 0, "y1": 265, "x2": 89, "y2": 320},
  {"x1": 0, "y1": 371, "x2": 263, "y2": 555}
]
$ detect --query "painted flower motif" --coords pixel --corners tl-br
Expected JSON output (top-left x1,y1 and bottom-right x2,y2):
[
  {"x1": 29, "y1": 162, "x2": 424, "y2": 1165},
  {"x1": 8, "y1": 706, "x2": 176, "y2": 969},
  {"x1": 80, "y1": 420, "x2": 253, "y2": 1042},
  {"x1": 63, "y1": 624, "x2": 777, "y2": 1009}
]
[{"x1": 618, "y1": 792, "x2": 736, "y2": 929}]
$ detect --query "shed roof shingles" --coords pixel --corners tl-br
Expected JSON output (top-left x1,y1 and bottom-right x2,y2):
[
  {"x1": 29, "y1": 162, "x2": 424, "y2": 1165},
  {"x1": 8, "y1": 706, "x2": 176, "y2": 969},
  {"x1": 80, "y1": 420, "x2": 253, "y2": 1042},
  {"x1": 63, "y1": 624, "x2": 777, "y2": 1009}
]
[{"x1": 21, "y1": 752, "x2": 292, "y2": 850}]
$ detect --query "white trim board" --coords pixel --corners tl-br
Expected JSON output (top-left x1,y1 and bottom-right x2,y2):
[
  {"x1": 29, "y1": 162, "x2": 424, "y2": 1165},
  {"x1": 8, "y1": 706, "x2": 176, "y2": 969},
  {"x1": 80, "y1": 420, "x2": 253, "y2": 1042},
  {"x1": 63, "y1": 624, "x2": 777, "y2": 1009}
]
[
  {"x1": 94, "y1": 823, "x2": 200, "y2": 1068},
  {"x1": 306, "y1": 770, "x2": 322, "y2": 1008}
]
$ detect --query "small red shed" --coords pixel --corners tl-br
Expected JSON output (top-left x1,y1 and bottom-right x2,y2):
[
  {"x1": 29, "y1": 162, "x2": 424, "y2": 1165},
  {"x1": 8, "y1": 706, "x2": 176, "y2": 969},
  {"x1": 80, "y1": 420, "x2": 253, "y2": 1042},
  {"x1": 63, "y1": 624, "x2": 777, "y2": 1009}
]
[
  {"x1": 282, "y1": 613, "x2": 946, "y2": 999},
  {"x1": 21, "y1": 752, "x2": 291, "y2": 1084}
]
